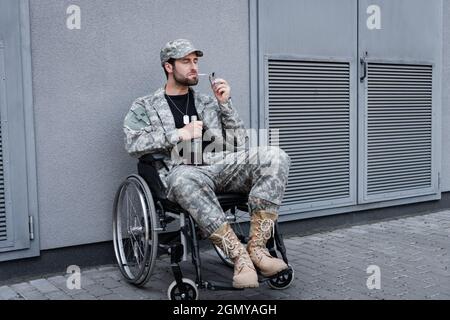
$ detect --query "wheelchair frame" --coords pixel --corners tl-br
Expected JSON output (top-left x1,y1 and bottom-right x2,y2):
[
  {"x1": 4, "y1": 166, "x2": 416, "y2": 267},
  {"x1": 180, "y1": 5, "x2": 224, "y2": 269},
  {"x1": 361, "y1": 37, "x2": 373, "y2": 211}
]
[{"x1": 112, "y1": 153, "x2": 294, "y2": 300}]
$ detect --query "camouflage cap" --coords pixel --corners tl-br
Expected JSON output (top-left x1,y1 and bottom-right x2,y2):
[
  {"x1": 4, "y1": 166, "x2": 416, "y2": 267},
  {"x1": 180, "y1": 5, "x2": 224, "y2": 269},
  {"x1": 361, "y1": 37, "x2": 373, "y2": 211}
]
[{"x1": 160, "y1": 39, "x2": 204, "y2": 66}]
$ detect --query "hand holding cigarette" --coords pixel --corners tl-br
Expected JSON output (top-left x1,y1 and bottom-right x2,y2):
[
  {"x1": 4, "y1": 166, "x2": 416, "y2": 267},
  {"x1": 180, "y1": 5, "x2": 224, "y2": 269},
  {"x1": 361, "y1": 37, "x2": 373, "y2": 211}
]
[{"x1": 199, "y1": 72, "x2": 231, "y2": 105}]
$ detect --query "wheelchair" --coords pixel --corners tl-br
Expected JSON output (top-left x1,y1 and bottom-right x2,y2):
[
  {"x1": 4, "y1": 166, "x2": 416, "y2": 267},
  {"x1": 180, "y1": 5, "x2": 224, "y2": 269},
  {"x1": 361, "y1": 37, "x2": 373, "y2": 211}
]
[{"x1": 112, "y1": 153, "x2": 294, "y2": 300}]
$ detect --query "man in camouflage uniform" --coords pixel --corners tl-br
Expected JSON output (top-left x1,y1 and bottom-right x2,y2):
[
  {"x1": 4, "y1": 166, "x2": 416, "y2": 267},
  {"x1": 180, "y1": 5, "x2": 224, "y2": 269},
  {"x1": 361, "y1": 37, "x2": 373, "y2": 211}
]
[{"x1": 123, "y1": 39, "x2": 291, "y2": 289}]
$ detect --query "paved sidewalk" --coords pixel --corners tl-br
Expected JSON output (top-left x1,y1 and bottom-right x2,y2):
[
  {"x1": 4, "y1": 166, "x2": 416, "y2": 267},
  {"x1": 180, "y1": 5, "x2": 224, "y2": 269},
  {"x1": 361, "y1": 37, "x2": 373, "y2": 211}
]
[{"x1": 1, "y1": 210, "x2": 450, "y2": 300}]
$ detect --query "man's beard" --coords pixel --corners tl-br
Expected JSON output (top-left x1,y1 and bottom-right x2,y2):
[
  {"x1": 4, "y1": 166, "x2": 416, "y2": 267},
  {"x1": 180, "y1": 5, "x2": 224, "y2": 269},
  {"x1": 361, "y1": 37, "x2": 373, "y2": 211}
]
[{"x1": 173, "y1": 68, "x2": 199, "y2": 87}]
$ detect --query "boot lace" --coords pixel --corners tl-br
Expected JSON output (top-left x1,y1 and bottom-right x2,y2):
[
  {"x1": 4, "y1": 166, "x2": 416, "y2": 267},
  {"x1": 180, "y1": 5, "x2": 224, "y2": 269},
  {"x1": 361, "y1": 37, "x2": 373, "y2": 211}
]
[
  {"x1": 250, "y1": 218, "x2": 275, "y2": 261},
  {"x1": 211, "y1": 230, "x2": 240, "y2": 259},
  {"x1": 259, "y1": 218, "x2": 275, "y2": 240},
  {"x1": 235, "y1": 255, "x2": 254, "y2": 272},
  {"x1": 211, "y1": 230, "x2": 254, "y2": 272}
]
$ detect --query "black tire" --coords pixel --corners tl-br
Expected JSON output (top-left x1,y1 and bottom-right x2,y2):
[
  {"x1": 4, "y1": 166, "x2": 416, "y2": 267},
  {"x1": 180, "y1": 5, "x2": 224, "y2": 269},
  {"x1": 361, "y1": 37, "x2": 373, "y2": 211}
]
[
  {"x1": 268, "y1": 265, "x2": 295, "y2": 290},
  {"x1": 167, "y1": 278, "x2": 199, "y2": 300}
]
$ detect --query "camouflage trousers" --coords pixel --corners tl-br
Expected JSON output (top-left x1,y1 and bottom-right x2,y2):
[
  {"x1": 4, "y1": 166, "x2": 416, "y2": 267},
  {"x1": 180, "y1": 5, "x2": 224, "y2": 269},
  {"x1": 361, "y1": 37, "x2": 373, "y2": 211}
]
[{"x1": 165, "y1": 146, "x2": 291, "y2": 237}]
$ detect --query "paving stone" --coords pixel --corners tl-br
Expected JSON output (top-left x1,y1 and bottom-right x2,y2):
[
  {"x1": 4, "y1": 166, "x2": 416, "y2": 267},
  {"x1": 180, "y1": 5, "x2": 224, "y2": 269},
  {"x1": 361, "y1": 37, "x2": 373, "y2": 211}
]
[
  {"x1": 70, "y1": 291, "x2": 97, "y2": 300},
  {"x1": 102, "y1": 270, "x2": 123, "y2": 281},
  {"x1": 47, "y1": 275, "x2": 67, "y2": 286},
  {"x1": 83, "y1": 285, "x2": 113, "y2": 297},
  {"x1": 111, "y1": 286, "x2": 146, "y2": 300},
  {"x1": 82, "y1": 269, "x2": 110, "y2": 280},
  {"x1": 98, "y1": 277, "x2": 123, "y2": 289},
  {"x1": 98, "y1": 293, "x2": 124, "y2": 300},
  {"x1": 29, "y1": 279, "x2": 60, "y2": 294},
  {"x1": 18, "y1": 290, "x2": 49, "y2": 300},
  {"x1": 47, "y1": 275, "x2": 82, "y2": 295},
  {"x1": 3, "y1": 210, "x2": 450, "y2": 300},
  {"x1": 45, "y1": 291, "x2": 73, "y2": 300},
  {"x1": 0, "y1": 286, "x2": 20, "y2": 300},
  {"x1": 10, "y1": 282, "x2": 37, "y2": 295}
]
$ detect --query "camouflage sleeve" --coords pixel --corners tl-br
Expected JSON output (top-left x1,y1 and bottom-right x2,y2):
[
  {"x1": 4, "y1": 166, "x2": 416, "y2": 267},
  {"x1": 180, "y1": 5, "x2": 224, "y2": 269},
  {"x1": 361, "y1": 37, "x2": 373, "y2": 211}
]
[
  {"x1": 123, "y1": 100, "x2": 180, "y2": 158},
  {"x1": 217, "y1": 99, "x2": 248, "y2": 149}
]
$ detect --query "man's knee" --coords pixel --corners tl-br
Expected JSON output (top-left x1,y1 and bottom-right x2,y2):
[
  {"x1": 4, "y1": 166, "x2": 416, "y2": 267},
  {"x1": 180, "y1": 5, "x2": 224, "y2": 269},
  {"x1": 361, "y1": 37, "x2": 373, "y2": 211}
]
[
  {"x1": 167, "y1": 168, "x2": 206, "y2": 199},
  {"x1": 274, "y1": 146, "x2": 290, "y2": 166},
  {"x1": 259, "y1": 146, "x2": 290, "y2": 167}
]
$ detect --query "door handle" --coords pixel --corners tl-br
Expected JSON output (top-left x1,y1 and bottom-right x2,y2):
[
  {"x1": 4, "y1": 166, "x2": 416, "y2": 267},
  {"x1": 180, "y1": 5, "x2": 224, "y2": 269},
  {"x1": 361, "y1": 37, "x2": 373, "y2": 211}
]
[{"x1": 360, "y1": 57, "x2": 367, "y2": 82}]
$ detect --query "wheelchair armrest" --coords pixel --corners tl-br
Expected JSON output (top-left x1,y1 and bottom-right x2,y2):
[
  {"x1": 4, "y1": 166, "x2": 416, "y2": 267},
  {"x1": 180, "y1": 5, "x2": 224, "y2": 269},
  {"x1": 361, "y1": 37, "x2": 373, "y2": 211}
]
[
  {"x1": 137, "y1": 161, "x2": 168, "y2": 200},
  {"x1": 140, "y1": 153, "x2": 166, "y2": 163},
  {"x1": 139, "y1": 153, "x2": 169, "y2": 171}
]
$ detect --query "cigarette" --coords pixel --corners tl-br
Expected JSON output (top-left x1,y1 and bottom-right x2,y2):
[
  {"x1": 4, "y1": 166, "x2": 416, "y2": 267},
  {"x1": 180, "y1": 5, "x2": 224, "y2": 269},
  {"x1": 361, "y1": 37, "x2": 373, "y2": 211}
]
[{"x1": 197, "y1": 74, "x2": 208, "y2": 76}]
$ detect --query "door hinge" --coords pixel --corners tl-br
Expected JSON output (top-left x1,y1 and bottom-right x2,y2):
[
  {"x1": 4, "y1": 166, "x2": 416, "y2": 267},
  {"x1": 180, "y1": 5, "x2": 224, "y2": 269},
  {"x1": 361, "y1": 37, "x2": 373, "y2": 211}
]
[{"x1": 29, "y1": 216, "x2": 35, "y2": 240}]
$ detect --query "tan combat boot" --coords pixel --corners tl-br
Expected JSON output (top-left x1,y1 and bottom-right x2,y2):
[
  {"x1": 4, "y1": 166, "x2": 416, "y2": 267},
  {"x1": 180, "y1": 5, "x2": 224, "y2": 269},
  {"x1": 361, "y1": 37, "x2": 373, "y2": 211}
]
[
  {"x1": 209, "y1": 223, "x2": 259, "y2": 289},
  {"x1": 247, "y1": 211, "x2": 288, "y2": 277}
]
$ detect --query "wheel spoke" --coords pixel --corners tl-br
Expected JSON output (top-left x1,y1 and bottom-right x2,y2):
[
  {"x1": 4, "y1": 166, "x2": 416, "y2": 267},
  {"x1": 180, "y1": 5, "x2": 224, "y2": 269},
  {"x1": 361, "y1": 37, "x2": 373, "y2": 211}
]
[
  {"x1": 124, "y1": 238, "x2": 134, "y2": 266},
  {"x1": 124, "y1": 188, "x2": 132, "y2": 232},
  {"x1": 123, "y1": 184, "x2": 147, "y2": 268},
  {"x1": 128, "y1": 187, "x2": 140, "y2": 220},
  {"x1": 125, "y1": 186, "x2": 141, "y2": 234},
  {"x1": 129, "y1": 230, "x2": 145, "y2": 261},
  {"x1": 133, "y1": 241, "x2": 141, "y2": 265}
]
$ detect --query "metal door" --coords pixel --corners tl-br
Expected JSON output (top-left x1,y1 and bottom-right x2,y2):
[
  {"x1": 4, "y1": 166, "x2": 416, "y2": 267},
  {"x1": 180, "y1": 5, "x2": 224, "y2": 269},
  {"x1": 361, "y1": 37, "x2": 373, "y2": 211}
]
[
  {"x1": 254, "y1": 0, "x2": 358, "y2": 215},
  {"x1": 358, "y1": 0, "x2": 442, "y2": 203}
]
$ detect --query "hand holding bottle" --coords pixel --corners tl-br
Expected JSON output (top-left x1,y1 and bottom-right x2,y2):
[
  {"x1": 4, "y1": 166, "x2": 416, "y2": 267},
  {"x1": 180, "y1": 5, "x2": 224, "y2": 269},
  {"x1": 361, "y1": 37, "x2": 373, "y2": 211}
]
[{"x1": 178, "y1": 120, "x2": 203, "y2": 141}]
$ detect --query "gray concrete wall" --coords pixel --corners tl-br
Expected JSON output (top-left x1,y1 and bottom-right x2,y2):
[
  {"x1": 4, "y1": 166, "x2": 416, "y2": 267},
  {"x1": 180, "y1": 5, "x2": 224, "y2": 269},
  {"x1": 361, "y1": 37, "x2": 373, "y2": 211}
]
[
  {"x1": 28, "y1": 0, "x2": 449, "y2": 251},
  {"x1": 442, "y1": 0, "x2": 450, "y2": 192},
  {"x1": 29, "y1": 0, "x2": 250, "y2": 250}
]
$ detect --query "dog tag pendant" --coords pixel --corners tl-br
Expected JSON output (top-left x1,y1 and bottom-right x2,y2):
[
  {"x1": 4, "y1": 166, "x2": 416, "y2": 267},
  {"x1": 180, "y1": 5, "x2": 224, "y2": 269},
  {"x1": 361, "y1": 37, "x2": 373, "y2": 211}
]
[{"x1": 183, "y1": 115, "x2": 190, "y2": 125}]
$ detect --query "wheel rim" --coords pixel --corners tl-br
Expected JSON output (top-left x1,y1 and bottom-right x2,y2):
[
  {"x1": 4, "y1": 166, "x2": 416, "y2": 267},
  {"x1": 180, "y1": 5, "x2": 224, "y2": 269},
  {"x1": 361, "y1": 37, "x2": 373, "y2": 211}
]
[
  {"x1": 269, "y1": 267, "x2": 294, "y2": 289},
  {"x1": 168, "y1": 279, "x2": 198, "y2": 300},
  {"x1": 171, "y1": 285, "x2": 197, "y2": 300},
  {"x1": 113, "y1": 176, "x2": 157, "y2": 284}
]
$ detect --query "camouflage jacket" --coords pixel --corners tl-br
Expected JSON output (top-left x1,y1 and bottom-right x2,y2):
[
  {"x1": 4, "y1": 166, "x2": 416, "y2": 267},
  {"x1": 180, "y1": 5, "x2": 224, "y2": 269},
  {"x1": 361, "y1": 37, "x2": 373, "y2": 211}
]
[{"x1": 123, "y1": 87, "x2": 248, "y2": 188}]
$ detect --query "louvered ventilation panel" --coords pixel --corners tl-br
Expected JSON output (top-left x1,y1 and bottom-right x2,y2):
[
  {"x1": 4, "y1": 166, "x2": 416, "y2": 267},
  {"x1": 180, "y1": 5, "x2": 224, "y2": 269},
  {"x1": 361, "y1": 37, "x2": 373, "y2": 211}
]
[
  {"x1": 268, "y1": 59, "x2": 351, "y2": 205},
  {"x1": 366, "y1": 63, "x2": 433, "y2": 196},
  {"x1": 0, "y1": 124, "x2": 6, "y2": 242}
]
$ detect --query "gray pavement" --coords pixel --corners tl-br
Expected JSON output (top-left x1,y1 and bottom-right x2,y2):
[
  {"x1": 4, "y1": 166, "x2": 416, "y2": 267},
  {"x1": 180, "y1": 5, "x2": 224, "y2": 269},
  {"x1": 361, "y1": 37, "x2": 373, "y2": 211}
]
[{"x1": 1, "y1": 210, "x2": 449, "y2": 300}]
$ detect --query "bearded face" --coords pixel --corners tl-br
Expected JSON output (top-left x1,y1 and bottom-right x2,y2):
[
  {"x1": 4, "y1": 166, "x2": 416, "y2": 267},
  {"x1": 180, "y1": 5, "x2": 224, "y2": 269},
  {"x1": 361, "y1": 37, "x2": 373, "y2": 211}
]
[
  {"x1": 167, "y1": 53, "x2": 200, "y2": 87},
  {"x1": 172, "y1": 63, "x2": 199, "y2": 86}
]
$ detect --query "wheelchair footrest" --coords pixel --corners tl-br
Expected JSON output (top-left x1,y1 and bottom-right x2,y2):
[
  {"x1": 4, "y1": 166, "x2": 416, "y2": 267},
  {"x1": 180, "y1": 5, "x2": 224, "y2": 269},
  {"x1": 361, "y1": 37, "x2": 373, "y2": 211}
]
[
  {"x1": 204, "y1": 281, "x2": 244, "y2": 291},
  {"x1": 257, "y1": 266, "x2": 293, "y2": 283}
]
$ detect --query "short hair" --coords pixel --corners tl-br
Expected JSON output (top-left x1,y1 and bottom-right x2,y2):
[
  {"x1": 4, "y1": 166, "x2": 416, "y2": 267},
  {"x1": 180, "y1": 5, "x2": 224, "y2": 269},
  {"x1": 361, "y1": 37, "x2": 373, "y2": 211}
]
[{"x1": 163, "y1": 58, "x2": 176, "y2": 79}]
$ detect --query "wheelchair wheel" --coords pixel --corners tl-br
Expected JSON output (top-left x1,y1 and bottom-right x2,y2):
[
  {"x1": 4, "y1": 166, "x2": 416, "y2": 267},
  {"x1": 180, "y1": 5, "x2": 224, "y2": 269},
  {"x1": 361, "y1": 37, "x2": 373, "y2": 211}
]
[
  {"x1": 167, "y1": 278, "x2": 199, "y2": 300},
  {"x1": 268, "y1": 265, "x2": 295, "y2": 290},
  {"x1": 112, "y1": 174, "x2": 158, "y2": 286},
  {"x1": 213, "y1": 210, "x2": 248, "y2": 268}
]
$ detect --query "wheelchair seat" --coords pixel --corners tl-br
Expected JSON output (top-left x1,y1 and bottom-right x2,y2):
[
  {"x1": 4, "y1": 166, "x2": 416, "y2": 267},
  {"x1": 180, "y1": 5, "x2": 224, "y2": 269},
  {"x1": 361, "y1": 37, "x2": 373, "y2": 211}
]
[{"x1": 137, "y1": 154, "x2": 249, "y2": 213}]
